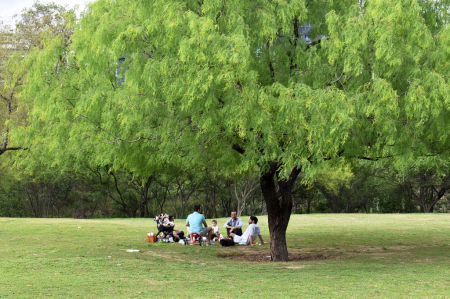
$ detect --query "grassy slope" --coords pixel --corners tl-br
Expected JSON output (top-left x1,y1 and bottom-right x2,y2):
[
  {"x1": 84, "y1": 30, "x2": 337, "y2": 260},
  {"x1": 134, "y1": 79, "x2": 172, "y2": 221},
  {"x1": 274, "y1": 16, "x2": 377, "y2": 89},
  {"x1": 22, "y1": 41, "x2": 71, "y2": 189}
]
[{"x1": 1, "y1": 214, "x2": 450, "y2": 298}]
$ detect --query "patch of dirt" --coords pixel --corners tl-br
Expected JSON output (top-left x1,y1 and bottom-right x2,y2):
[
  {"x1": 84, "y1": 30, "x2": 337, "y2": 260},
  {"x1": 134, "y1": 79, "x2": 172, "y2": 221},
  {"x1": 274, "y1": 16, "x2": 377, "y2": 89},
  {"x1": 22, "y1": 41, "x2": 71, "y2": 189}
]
[
  {"x1": 221, "y1": 253, "x2": 343, "y2": 262},
  {"x1": 349, "y1": 245, "x2": 415, "y2": 253},
  {"x1": 387, "y1": 246, "x2": 410, "y2": 250},
  {"x1": 143, "y1": 250, "x2": 188, "y2": 263}
]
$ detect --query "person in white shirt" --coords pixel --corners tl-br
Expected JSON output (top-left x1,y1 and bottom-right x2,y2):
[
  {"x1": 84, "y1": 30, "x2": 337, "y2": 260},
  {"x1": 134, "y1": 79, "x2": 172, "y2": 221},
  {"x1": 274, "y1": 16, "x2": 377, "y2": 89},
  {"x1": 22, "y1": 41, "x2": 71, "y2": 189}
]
[
  {"x1": 211, "y1": 220, "x2": 220, "y2": 240},
  {"x1": 229, "y1": 216, "x2": 268, "y2": 246}
]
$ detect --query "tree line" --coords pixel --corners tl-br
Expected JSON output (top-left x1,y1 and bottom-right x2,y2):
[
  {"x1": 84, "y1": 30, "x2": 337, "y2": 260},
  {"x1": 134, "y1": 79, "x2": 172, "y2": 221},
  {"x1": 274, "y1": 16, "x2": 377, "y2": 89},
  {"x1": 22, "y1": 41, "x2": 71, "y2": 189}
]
[{"x1": 2, "y1": 159, "x2": 450, "y2": 218}]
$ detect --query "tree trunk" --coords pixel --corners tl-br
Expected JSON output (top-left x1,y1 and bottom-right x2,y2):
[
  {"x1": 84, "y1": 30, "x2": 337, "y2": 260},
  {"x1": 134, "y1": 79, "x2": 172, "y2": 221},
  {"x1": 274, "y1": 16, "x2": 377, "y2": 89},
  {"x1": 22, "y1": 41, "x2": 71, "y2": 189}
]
[
  {"x1": 306, "y1": 197, "x2": 312, "y2": 214},
  {"x1": 213, "y1": 189, "x2": 218, "y2": 218},
  {"x1": 260, "y1": 162, "x2": 300, "y2": 262}
]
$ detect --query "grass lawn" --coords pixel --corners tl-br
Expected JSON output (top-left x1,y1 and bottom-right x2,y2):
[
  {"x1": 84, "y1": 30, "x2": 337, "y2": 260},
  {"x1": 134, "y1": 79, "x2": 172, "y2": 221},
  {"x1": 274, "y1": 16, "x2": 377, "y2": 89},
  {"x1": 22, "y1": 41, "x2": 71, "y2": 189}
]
[{"x1": 1, "y1": 214, "x2": 450, "y2": 298}]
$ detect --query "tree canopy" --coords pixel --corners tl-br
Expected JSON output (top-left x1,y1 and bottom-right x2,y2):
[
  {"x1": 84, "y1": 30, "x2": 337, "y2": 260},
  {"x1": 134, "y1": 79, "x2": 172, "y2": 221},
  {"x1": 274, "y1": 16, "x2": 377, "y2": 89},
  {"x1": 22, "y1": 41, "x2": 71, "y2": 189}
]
[{"x1": 0, "y1": 1, "x2": 75, "y2": 156}]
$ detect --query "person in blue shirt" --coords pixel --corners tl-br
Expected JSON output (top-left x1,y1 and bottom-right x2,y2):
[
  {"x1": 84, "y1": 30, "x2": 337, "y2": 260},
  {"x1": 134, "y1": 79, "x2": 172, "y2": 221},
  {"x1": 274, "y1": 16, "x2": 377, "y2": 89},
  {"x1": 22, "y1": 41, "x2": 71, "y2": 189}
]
[
  {"x1": 186, "y1": 204, "x2": 214, "y2": 246},
  {"x1": 223, "y1": 211, "x2": 243, "y2": 237}
]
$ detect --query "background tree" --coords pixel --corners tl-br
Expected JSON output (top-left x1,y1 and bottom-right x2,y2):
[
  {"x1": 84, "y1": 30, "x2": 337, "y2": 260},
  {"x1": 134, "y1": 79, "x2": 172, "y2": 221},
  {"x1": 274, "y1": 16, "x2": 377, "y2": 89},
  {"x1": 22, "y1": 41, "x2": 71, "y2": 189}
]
[
  {"x1": 233, "y1": 172, "x2": 260, "y2": 217},
  {"x1": 158, "y1": 166, "x2": 204, "y2": 219},
  {"x1": 129, "y1": 175, "x2": 153, "y2": 218},
  {"x1": 315, "y1": 167, "x2": 355, "y2": 213},
  {"x1": 0, "y1": 2, "x2": 75, "y2": 156},
  {"x1": 395, "y1": 161, "x2": 450, "y2": 213}
]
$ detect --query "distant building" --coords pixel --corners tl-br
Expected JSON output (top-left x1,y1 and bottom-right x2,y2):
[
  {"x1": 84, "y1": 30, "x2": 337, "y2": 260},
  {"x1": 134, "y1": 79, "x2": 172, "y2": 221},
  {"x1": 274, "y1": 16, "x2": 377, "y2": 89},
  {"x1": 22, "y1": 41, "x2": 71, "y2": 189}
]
[
  {"x1": 116, "y1": 55, "x2": 126, "y2": 86},
  {"x1": 299, "y1": 24, "x2": 312, "y2": 44},
  {"x1": 299, "y1": 24, "x2": 326, "y2": 44}
]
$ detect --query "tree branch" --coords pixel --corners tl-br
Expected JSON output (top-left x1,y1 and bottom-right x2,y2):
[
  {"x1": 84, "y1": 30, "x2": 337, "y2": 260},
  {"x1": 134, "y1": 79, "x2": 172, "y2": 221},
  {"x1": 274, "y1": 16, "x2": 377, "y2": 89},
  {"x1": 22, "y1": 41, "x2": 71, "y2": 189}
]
[{"x1": 232, "y1": 143, "x2": 245, "y2": 154}]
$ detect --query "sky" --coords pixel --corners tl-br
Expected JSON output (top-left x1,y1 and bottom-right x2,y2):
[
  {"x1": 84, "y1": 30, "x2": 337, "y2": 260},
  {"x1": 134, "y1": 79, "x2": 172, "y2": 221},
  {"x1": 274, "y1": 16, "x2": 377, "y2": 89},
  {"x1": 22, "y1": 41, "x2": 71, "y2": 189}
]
[{"x1": 0, "y1": 0, "x2": 91, "y2": 24}]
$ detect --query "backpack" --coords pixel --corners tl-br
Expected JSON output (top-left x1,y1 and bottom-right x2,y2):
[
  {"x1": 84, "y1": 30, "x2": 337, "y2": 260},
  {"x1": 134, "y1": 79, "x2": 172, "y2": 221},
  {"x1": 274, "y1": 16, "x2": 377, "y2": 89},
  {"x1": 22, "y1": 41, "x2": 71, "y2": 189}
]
[{"x1": 220, "y1": 238, "x2": 235, "y2": 247}]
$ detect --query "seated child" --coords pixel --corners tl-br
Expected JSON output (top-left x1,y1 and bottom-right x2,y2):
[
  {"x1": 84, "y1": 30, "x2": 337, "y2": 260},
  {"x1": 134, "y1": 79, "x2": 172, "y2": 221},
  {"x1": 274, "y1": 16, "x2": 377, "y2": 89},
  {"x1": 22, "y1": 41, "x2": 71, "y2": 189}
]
[{"x1": 211, "y1": 220, "x2": 220, "y2": 241}]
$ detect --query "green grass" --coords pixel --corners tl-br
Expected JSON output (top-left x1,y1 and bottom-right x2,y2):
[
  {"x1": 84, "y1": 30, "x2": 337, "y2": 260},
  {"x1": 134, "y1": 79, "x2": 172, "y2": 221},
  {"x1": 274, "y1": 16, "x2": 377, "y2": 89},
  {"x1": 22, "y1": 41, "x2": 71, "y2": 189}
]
[{"x1": 1, "y1": 214, "x2": 450, "y2": 298}]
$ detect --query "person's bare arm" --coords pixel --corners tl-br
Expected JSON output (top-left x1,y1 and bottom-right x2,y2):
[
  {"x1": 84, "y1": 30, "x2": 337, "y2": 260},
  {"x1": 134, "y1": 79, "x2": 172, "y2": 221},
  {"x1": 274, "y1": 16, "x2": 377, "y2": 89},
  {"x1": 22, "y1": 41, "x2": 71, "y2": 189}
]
[
  {"x1": 250, "y1": 235, "x2": 256, "y2": 246},
  {"x1": 203, "y1": 221, "x2": 208, "y2": 228},
  {"x1": 258, "y1": 235, "x2": 268, "y2": 244},
  {"x1": 224, "y1": 220, "x2": 236, "y2": 230},
  {"x1": 185, "y1": 222, "x2": 189, "y2": 227}
]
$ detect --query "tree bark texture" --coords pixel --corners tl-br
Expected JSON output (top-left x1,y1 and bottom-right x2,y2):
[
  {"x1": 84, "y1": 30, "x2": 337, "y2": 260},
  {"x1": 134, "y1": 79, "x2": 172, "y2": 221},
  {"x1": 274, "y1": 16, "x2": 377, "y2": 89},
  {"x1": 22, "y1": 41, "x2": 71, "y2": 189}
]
[{"x1": 260, "y1": 162, "x2": 300, "y2": 262}]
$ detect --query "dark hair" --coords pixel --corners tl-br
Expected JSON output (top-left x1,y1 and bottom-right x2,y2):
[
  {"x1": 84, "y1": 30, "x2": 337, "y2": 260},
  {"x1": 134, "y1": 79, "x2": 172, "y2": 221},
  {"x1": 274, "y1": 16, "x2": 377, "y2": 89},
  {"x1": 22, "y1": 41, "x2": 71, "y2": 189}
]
[
  {"x1": 193, "y1": 204, "x2": 201, "y2": 212},
  {"x1": 169, "y1": 215, "x2": 174, "y2": 221},
  {"x1": 250, "y1": 216, "x2": 258, "y2": 224},
  {"x1": 212, "y1": 220, "x2": 217, "y2": 223}
]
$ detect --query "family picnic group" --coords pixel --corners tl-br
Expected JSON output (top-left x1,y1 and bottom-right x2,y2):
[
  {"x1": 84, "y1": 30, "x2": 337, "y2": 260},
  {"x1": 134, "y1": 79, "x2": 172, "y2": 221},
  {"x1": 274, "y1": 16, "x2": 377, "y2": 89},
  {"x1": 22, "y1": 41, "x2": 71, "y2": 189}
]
[{"x1": 154, "y1": 204, "x2": 268, "y2": 247}]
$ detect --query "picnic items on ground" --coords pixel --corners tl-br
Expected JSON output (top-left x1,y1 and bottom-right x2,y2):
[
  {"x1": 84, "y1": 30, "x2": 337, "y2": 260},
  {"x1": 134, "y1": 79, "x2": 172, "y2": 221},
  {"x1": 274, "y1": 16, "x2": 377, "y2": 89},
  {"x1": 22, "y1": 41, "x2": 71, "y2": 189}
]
[
  {"x1": 220, "y1": 238, "x2": 236, "y2": 247},
  {"x1": 147, "y1": 232, "x2": 157, "y2": 242}
]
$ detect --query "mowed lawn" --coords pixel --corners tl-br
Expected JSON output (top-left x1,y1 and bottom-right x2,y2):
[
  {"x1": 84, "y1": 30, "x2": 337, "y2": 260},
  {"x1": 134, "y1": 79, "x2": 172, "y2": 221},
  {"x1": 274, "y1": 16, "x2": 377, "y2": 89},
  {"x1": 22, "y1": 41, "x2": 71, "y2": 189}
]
[{"x1": 1, "y1": 214, "x2": 450, "y2": 298}]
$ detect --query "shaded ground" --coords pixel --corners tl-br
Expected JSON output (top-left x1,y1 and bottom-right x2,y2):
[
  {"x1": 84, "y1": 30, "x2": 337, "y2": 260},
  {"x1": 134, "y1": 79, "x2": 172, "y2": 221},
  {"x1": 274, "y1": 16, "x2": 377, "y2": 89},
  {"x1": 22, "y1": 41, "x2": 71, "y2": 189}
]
[{"x1": 218, "y1": 253, "x2": 342, "y2": 262}]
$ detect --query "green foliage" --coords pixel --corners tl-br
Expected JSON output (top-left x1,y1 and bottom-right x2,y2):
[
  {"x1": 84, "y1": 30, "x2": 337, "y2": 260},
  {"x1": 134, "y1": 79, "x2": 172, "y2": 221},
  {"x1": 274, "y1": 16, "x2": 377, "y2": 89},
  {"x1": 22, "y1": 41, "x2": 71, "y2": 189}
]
[
  {"x1": 0, "y1": 190, "x2": 21, "y2": 217},
  {"x1": 12, "y1": 0, "x2": 450, "y2": 183},
  {"x1": 0, "y1": 1, "x2": 75, "y2": 156},
  {"x1": 377, "y1": 192, "x2": 417, "y2": 213}
]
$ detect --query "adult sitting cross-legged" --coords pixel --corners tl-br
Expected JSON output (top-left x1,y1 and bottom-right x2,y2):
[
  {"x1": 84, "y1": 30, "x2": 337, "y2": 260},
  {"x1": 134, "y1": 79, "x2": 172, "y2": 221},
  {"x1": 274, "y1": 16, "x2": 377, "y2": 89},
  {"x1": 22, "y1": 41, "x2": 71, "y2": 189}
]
[
  {"x1": 186, "y1": 204, "x2": 214, "y2": 246},
  {"x1": 223, "y1": 211, "x2": 243, "y2": 238},
  {"x1": 229, "y1": 216, "x2": 268, "y2": 246}
]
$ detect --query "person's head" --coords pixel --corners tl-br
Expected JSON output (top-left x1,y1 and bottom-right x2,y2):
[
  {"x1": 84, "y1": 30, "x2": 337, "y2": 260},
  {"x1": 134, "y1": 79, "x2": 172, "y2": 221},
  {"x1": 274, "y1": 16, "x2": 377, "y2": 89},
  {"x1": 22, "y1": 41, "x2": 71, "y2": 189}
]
[
  {"x1": 231, "y1": 211, "x2": 237, "y2": 220},
  {"x1": 249, "y1": 216, "x2": 258, "y2": 224},
  {"x1": 193, "y1": 204, "x2": 201, "y2": 212},
  {"x1": 212, "y1": 220, "x2": 217, "y2": 227},
  {"x1": 169, "y1": 215, "x2": 174, "y2": 221}
]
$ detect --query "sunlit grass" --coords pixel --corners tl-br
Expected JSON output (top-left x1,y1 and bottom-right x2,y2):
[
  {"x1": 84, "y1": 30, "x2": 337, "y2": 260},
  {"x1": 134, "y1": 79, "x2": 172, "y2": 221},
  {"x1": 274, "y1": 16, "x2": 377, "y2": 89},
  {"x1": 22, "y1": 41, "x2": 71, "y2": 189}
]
[{"x1": 1, "y1": 214, "x2": 450, "y2": 298}]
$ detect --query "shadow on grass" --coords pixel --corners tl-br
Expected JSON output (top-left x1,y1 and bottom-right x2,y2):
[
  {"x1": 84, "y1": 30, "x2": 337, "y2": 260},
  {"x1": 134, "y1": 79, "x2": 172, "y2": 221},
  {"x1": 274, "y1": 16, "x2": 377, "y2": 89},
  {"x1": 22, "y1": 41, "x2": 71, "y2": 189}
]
[{"x1": 217, "y1": 252, "x2": 351, "y2": 262}]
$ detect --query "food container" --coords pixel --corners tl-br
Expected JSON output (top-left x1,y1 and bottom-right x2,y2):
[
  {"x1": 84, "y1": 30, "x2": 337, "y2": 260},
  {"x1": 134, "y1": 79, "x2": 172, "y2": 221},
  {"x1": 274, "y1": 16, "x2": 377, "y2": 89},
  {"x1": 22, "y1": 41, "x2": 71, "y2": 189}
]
[{"x1": 147, "y1": 233, "x2": 157, "y2": 242}]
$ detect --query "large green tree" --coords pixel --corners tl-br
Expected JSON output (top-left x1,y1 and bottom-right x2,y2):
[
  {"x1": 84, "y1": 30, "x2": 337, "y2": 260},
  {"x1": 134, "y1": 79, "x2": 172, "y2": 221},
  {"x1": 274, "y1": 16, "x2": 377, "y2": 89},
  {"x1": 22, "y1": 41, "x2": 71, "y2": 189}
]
[
  {"x1": 0, "y1": 1, "x2": 74, "y2": 156},
  {"x1": 15, "y1": 0, "x2": 450, "y2": 261}
]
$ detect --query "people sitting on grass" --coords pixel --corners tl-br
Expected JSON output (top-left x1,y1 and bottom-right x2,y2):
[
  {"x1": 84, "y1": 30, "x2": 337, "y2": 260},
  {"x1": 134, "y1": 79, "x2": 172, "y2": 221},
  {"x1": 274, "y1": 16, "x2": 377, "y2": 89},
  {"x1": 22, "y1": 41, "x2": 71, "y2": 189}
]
[
  {"x1": 185, "y1": 204, "x2": 215, "y2": 246},
  {"x1": 229, "y1": 216, "x2": 268, "y2": 246},
  {"x1": 165, "y1": 215, "x2": 185, "y2": 240},
  {"x1": 223, "y1": 211, "x2": 243, "y2": 238}
]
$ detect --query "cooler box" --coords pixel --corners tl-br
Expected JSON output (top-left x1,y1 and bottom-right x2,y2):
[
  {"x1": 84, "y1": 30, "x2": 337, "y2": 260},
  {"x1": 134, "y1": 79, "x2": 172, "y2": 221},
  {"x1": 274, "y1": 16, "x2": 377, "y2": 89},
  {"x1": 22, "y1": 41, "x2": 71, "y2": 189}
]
[{"x1": 147, "y1": 233, "x2": 157, "y2": 242}]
